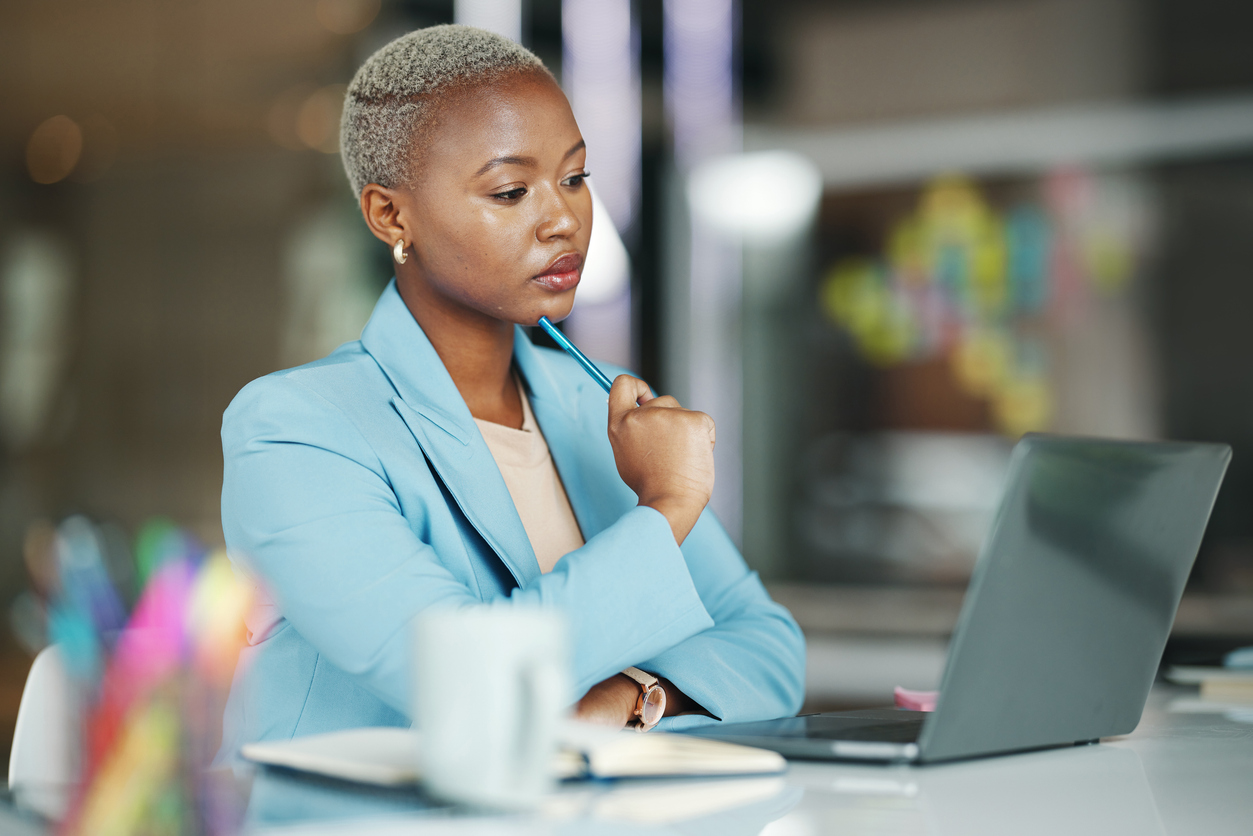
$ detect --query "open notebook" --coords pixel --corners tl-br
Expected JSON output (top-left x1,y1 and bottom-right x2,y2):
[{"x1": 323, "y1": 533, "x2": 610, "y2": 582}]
[{"x1": 241, "y1": 721, "x2": 786, "y2": 786}]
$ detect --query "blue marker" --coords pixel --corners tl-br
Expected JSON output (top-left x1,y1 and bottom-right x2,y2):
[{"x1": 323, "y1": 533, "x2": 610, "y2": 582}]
[{"x1": 537, "y1": 316, "x2": 614, "y2": 393}]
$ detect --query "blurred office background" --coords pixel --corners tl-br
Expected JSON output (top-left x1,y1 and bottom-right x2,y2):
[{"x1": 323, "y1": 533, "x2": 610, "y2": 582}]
[{"x1": 2, "y1": 0, "x2": 1253, "y2": 765}]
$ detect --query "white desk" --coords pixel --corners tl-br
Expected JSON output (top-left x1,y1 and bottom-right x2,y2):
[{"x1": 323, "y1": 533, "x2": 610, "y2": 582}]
[{"x1": 237, "y1": 684, "x2": 1252, "y2": 836}]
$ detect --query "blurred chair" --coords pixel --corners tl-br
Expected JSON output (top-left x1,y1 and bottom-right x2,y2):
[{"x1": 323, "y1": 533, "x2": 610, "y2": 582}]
[{"x1": 8, "y1": 645, "x2": 79, "y2": 820}]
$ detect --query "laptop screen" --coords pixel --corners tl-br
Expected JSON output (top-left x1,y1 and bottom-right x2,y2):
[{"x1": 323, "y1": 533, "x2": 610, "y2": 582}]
[{"x1": 918, "y1": 434, "x2": 1230, "y2": 762}]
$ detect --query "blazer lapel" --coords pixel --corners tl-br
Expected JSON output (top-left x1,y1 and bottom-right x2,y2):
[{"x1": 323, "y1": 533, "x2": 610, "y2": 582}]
[
  {"x1": 360, "y1": 282, "x2": 540, "y2": 588},
  {"x1": 513, "y1": 326, "x2": 637, "y2": 540}
]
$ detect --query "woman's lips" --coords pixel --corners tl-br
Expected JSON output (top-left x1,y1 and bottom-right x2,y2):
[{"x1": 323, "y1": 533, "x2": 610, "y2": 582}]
[{"x1": 533, "y1": 253, "x2": 582, "y2": 292}]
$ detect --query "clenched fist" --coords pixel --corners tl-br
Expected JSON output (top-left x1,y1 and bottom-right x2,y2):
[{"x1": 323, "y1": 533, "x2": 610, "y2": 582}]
[{"x1": 607, "y1": 375, "x2": 715, "y2": 545}]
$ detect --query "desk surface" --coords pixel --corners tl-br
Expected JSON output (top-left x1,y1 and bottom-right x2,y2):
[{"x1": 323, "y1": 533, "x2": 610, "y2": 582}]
[
  {"x1": 7, "y1": 684, "x2": 1250, "y2": 835},
  {"x1": 238, "y1": 684, "x2": 1250, "y2": 836}
]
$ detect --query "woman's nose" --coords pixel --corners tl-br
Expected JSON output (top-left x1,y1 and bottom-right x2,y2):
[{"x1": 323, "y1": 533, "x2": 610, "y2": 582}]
[{"x1": 535, "y1": 186, "x2": 582, "y2": 241}]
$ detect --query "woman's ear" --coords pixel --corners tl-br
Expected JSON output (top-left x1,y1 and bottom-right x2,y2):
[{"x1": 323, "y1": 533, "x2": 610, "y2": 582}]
[{"x1": 360, "y1": 183, "x2": 409, "y2": 248}]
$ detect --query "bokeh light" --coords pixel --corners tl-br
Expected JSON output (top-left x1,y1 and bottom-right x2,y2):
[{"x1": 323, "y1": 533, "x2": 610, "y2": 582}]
[
  {"x1": 266, "y1": 84, "x2": 318, "y2": 151},
  {"x1": 296, "y1": 85, "x2": 348, "y2": 154},
  {"x1": 688, "y1": 151, "x2": 823, "y2": 243},
  {"x1": 26, "y1": 116, "x2": 83, "y2": 185},
  {"x1": 0, "y1": 232, "x2": 74, "y2": 451},
  {"x1": 820, "y1": 170, "x2": 1153, "y2": 437}
]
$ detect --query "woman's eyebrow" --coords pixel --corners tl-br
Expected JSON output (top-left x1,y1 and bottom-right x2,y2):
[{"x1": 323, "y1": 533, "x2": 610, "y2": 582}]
[
  {"x1": 475, "y1": 155, "x2": 534, "y2": 176},
  {"x1": 474, "y1": 140, "x2": 587, "y2": 178}
]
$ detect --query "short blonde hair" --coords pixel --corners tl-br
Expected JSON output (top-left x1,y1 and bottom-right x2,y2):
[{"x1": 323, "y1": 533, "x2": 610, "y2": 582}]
[{"x1": 339, "y1": 25, "x2": 548, "y2": 196}]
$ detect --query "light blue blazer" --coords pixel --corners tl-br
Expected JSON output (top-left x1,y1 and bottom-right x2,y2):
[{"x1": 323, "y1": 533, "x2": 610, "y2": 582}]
[{"x1": 218, "y1": 280, "x2": 805, "y2": 757}]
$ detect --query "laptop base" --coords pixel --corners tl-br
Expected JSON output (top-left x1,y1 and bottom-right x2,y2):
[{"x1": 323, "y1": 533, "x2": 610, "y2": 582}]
[{"x1": 683, "y1": 709, "x2": 926, "y2": 763}]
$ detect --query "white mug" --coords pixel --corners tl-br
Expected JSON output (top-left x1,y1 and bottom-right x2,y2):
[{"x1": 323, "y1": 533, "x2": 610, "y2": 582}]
[{"x1": 413, "y1": 607, "x2": 570, "y2": 809}]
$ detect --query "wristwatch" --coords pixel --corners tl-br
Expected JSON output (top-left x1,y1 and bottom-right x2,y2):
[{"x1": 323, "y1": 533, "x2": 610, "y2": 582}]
[{"x1": 622, "y1": 667, "x2": 666, "y2": 732}]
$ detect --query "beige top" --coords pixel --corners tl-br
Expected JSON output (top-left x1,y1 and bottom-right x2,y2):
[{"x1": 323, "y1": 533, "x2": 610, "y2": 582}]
[{"x1": 474, "y1": 377, "x2": 585, "y2": 574}]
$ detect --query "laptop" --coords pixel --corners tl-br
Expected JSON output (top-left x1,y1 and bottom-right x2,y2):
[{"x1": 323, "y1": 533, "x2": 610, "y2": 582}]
[{"x1": 683, "y1": 434, "x2": 1231, "y2": 764}]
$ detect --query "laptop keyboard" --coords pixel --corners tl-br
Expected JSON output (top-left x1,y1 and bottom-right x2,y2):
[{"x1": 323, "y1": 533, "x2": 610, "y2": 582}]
[
  {"x1": 802, "y1": 715, "x2": 925, "y2": 743},
  {"x1": 682, "y1": 708, "x2": 927, "y2": 745}
]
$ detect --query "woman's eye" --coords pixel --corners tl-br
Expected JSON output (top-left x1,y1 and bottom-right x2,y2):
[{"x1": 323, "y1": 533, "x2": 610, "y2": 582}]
[
  {"x1": 491, "y1": 187, "x2": 527, "y2": 201},
  {"x1": 563, "y1": 171, "x2": 590, "y2": 188}
]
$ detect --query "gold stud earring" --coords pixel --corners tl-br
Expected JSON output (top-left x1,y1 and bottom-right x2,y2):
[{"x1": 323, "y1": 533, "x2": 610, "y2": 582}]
[{"x1": 393, "y1": 239, "x2": 408, "y2": 265}]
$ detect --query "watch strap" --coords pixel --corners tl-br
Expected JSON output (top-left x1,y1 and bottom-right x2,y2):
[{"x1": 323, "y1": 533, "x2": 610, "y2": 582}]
[{"x1": 622, "y1": 666, "x2": 659, "y2": 689}]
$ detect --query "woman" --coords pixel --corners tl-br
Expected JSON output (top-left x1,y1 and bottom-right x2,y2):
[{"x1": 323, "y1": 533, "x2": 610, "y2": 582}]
[{"x1": 219, "y1": 25, "x2": 804, "y2": 755}]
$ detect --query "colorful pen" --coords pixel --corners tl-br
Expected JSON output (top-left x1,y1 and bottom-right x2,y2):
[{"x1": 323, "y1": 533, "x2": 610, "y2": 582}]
[{"x1": 537, "y1": 316, "x2": 614, "y2": 393}]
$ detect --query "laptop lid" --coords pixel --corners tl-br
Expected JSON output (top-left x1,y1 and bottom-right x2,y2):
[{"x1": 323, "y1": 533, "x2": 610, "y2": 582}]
[{"x1": 917, "y1": 434, "x2": 1230, "y2": 762}]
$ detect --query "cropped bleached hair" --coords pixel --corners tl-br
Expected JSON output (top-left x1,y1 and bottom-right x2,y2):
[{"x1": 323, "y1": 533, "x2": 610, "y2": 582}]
[{"x1": 340, "y1": 25, "x2": 549, "y2": 196}]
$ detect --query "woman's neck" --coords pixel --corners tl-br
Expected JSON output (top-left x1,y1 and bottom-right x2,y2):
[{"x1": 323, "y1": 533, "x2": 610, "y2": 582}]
[{"x1": 397, "y1": 278, "x2": 524, "y2": 429}]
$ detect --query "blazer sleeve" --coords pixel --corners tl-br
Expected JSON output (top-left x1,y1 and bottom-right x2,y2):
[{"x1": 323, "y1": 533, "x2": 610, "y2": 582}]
[
  {"x1": 642, "y1": 510, "x2": 807, "y2": 729},
  {"x1": 557, "y1": 357, "x2": 806, "y2": 727},
  {"x1": 221, "y1": 375, "x2": 714, "y2": 717}
]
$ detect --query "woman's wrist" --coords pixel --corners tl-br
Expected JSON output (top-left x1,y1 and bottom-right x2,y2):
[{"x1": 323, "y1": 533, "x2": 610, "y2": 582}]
[
  {"x1": 611, "y1": 672, "x2": 641, "y2": 723},
  {"x1": 573, "y1": 673, "x2": 640, "y2": 728},
  {"x1": 638, "y1": 496, "x2": 703, "y2": 546},
  {"x1": 658, "y1": 677, "x2": 707, "y2": 718},
  {"x1": 574, "y1": 672, "x2": 711, "y2": 728}
]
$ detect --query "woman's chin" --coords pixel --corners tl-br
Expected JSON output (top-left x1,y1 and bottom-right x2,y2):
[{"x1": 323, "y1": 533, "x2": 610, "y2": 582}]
[{"x1": 521, "y1": 295, "x2": 576, "y2": 327}]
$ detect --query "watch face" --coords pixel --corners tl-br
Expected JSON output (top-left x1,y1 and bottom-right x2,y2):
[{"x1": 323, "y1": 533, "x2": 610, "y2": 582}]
[{"x1": 641, "y1": 685, "x2": 666, "y2": 727}]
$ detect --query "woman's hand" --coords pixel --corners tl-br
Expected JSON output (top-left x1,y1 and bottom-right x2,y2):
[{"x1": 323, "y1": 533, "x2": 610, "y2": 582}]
[{"x1": 607, "y1": 375, "x2": 715, "y2": 546}]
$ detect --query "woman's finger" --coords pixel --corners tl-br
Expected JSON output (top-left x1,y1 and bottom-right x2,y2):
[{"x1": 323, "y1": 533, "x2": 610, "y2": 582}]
[
  {"x1": 609, "y1": 374, "x2": 652, "y2": 417},
  {"x1": 646, "y1": 395, "x2": 681, "y2": 410}
]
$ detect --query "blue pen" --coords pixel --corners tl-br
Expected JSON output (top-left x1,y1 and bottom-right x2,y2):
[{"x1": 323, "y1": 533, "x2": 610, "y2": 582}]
[{"x1": 537, "y1": 316, "x2": 615, "y2": 393}]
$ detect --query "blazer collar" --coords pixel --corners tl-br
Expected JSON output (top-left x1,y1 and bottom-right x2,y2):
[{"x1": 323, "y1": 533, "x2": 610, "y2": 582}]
[
  {"x1": 360, "y1": 281, "x2": 631, "y2": 584},
  {"x1": 361, "y1": 281, "x2": 538, "y2": 586},
  {"x1": 360, "y1": 281, "x2": 475, "y2": 444},
  {"x1": 513, "y1": 318, "x2": 635, "y2": 540}
]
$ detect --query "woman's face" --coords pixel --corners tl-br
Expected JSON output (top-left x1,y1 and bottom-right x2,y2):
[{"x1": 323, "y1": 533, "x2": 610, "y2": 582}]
[{"x1": 395, "y1": 72, "x2": 592, "y2": 327}]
